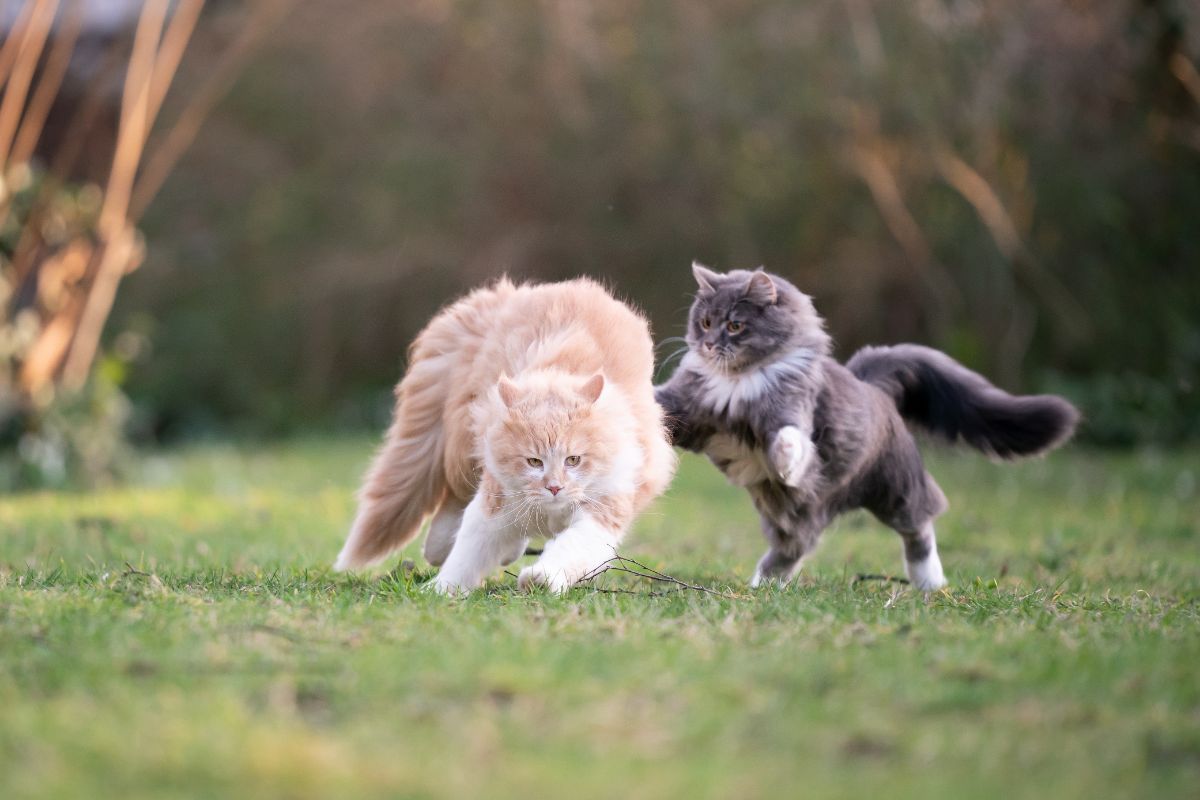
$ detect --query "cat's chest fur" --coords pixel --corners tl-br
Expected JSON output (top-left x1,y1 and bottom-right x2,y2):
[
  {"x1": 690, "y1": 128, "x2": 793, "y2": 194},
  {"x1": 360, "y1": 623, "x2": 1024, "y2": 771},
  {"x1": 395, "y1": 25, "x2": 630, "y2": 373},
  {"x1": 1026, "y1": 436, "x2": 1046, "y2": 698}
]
[
  {"x1": 704, "y1": 433, "x2": 771, "y2": 487},
  {"x1": 683, "y1": 348, "x2": 822, "y2": 488},
  {"x1": 684, "y1": 348, "x2": 819, "y2": 419}
]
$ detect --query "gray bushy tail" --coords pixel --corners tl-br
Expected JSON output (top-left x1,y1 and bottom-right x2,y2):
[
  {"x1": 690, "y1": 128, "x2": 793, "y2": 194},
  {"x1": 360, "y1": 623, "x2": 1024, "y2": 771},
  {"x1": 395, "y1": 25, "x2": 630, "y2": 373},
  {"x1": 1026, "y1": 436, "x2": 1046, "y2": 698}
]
[{"x1": 847, "y1": 344, "x2": 1079, "y2": 459}]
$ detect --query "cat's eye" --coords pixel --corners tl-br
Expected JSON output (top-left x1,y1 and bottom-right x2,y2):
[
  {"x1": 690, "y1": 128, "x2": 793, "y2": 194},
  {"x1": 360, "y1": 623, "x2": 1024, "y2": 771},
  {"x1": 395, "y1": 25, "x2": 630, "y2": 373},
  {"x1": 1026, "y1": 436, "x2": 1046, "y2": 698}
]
[
  {"x1": 726, "y1": 321, "x2": 744, "y2": 334},
  {"x1": 700, "y1": 317, "x2": 711, "y2": 330},
  {"x1": 565, "y1": 455, "x2": 581, "y2": 467},
  {"x1": 527, "y1": 457, "x2": 543, "y2": 468}
]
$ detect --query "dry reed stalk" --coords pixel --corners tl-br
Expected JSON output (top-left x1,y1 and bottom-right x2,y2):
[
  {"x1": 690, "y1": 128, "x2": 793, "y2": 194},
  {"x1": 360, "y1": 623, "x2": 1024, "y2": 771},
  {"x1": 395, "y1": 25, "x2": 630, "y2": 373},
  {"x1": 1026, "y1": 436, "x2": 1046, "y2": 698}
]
[
  {"x1": 130, "y1": 0, "x2": 293, "y2": 221},
  {"x1": 0, "y1": 0, "x2": 39, "y2": 91},
  {"x1": 57, "y1": 0, "x2": 171, "y2": 389},
  {"x1": 1171, "y1": 52, "x2": 1200, "y2": 106},
  {"x1": 0, "y1": 0, "x2": 58, "y2": 170},
  {"x1": 3, "y1": 0, "x2": 291, "y2": 397},
  {"x1": 8, "y1": 1, "x2": 82, "y2": 169},
  {"x1": 7, "y1": 43, "x2": 123, "y2": 293},
  {"x1": 145, "y1": 0, "x2": 205, "y2": 124},
  {"x1": 932, "y1": 146, "x2": 1090, "y2": 341}
]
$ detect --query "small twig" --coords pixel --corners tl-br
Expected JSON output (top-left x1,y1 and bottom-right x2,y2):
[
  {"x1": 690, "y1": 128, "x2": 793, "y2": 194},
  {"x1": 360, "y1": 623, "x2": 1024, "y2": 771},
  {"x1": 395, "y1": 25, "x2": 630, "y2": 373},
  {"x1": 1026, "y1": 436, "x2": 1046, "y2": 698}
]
[
  {"x1": 123, "y1": 561, "x2": 150, "y2": 578},
  {"x1": 853, "y1": 573, "x2": 910, "y2": 585},
  {"x1": 500, "y1": 554, "x2": 740, "y2": 599},
  {"x1": 578, "y1": 555, "x2": 742, "y2": 600},
  {"x1": 588, "y1": 586, "x2": 676, "y2": 598}
]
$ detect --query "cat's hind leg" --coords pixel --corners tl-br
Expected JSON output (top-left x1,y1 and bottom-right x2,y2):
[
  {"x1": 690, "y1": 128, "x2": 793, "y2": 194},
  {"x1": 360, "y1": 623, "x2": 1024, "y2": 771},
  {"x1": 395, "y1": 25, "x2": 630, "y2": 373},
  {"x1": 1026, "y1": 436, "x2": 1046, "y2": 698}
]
[
  {"x1": 898, "y1": 520, "x2": 947, "y2": 591},
  {"x1": 887, "y1": 471, "x2": 949, "y2": 591},
  {"x1": 422, "y1": 496, "x2": 467, "y2": 567}
]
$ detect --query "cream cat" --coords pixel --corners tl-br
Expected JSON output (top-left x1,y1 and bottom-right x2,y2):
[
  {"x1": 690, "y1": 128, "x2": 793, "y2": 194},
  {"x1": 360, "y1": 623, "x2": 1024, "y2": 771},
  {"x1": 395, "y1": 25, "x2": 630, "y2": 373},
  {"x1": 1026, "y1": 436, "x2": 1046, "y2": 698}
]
[{"x1": 334, "y1": 277, "x2": 676, "y2": 594}]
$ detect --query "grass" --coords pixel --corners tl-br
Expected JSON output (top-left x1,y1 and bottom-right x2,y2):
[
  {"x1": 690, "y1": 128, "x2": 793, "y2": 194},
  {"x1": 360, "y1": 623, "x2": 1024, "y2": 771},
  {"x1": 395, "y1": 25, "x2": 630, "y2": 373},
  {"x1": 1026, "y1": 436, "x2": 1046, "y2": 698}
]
[{"x1": 1, "y1": 438, "x2": 1197, "y2": 799}]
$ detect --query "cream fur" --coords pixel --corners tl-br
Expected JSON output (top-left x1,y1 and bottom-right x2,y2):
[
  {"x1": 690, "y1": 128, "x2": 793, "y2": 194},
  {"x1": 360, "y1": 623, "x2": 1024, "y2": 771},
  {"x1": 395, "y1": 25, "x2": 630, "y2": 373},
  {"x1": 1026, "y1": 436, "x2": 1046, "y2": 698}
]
[{"x1": 335, "y1": 278, "x2": 676, "y2": 594}]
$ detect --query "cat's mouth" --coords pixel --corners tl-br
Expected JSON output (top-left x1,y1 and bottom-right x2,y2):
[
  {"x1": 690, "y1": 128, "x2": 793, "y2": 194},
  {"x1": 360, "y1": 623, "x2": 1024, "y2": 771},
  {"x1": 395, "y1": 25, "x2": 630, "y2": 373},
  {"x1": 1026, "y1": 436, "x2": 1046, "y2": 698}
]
[
  {"x1": 704, "y1": 347, "x2": 745, "y2": 374},
  {"x1": 529, "y1": 489, "x2": 574, "y2": 510}
]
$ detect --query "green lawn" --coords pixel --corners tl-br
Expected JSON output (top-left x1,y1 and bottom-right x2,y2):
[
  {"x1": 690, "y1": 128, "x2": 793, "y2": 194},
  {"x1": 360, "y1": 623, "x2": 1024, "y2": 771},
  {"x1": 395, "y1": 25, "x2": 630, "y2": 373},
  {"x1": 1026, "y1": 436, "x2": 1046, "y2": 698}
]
[{"x1": 1, "y1": 439, "x2": 1197, "y2": 799}]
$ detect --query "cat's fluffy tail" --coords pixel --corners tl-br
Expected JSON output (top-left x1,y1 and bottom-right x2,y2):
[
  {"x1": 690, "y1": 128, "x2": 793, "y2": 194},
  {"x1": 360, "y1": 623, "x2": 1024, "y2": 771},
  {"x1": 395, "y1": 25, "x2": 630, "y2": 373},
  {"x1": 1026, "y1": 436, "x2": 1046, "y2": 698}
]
[
  {"x1": 334, "y1": 348, "x2": 452, "y2": 571},
  {"x1": 847, "y1": 344, "x2": 1079, "y2": 459}
]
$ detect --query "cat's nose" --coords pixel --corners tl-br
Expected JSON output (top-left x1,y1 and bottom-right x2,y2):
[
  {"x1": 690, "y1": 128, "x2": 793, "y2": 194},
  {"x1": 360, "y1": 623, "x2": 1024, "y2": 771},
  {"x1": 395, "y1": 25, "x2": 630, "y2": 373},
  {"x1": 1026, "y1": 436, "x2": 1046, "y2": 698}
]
[
  {"x1": 546, "y1": 485, "x2": 561, "y2": 496},
  {"x1": 703, "y1": 341, "x2": 715, "y2": 351}
]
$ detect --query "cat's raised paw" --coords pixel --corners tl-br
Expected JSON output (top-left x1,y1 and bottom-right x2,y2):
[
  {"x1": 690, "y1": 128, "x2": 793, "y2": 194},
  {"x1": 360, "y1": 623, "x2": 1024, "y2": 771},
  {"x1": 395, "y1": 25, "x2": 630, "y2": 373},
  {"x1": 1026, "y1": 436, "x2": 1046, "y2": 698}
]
[{"x1": 770, "y1": 425, "x2": 814, "y2": 488}]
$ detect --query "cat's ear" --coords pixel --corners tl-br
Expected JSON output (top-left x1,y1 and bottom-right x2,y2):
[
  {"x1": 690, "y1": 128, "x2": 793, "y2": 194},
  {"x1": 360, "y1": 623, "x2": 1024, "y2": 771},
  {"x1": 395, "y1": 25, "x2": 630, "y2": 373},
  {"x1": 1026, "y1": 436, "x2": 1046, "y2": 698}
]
[
  {"x1": 744, "y1": 268, "x2": 777, "y2": 305},
  {"x1": 579, "y1": 373, "x2": 605, "y2": 405},
  {"x1": 497, "y1": 374, "x2": 520, "y2": 408},
  {"x1": 692, "y1": 261, "x2": 720, "y2": 294}
]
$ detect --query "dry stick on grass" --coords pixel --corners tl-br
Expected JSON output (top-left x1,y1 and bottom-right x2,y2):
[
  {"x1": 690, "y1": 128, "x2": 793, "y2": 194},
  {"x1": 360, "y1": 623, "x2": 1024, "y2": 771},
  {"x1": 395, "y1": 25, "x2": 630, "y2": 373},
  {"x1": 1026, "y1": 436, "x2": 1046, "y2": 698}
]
[
  {"x1": 577, "y1": 555, "x2": 743, "y2": 600},
  {"x1": 502, "y1": 555, "x2": 742, "y2": 599},
  {"x1": 501, "y1": 567, "x2": 674, "y2": 598},
  {"x1": 853, "y1": 573, "x2": 910, "y2": 585}
]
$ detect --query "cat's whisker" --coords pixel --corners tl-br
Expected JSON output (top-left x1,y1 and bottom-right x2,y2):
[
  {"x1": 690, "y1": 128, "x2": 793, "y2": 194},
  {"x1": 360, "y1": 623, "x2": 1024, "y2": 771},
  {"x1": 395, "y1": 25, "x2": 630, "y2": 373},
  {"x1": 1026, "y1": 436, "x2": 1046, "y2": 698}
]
[
  {"x1": 578, "y1": 494, "x2": 617, "y2": 518},
  {"x1": 660, "y1": 346, "x2": 689, "y2": 368},
  {"x1": 493, "y1": 495, "x2": 538, "y2": 525}
]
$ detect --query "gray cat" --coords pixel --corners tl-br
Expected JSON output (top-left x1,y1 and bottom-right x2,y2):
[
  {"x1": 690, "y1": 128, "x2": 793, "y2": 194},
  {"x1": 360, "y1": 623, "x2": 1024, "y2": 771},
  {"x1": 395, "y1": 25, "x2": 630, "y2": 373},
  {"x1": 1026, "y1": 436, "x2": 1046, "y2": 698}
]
[{"x1": 655, "y1": 263, "x2": 1079, "y2": 589}]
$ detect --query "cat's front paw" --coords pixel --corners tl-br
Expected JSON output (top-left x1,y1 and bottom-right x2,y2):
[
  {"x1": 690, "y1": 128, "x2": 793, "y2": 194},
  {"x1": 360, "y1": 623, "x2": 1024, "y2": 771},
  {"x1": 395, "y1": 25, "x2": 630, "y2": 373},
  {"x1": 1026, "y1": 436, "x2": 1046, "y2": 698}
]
[
  {"x1": 770, "y1": 425, "x2": 815, "y2": 488},
  {"x1": 430, "y1": 574, "x2": 473, "y2": 596},
  {"x1": 517, "y1": 563, "x2": 573, "y2": 594}
]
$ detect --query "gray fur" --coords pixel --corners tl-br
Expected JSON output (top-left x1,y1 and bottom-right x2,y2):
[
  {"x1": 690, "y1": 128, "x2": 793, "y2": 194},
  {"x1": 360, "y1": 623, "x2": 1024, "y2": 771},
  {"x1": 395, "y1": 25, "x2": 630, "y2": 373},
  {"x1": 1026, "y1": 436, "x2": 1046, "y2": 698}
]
[{"x1": 656, "y1": 264, "x2": 1079, "y2": 587}]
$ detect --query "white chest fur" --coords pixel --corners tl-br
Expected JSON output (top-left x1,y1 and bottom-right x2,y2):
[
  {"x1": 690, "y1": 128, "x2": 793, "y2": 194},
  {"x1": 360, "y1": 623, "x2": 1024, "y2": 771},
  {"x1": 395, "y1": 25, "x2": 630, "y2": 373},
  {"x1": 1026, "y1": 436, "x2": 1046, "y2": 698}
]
[
  {"x1": 683, "y1": 348, "x2": 817, "y2": 417},
  {"x1": 704, "y1": 433, "x2": 771, "y2": 487}
]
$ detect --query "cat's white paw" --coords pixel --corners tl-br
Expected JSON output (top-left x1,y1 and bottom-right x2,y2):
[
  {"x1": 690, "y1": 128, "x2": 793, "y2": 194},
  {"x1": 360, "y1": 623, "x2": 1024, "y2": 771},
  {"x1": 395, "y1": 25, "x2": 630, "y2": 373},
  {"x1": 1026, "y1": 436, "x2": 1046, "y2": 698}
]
[
  {"x1": 517, "y1": 563, "x2": 573, "y2": 594},
  {"x1": 770, "y1": 426, "x2": 814, "y2": 488},
  {"x1": 905, "y1": 553, "x2": 948, "y2": 591},
  {"x1": 430, "y1": 574, "x2": 473, "y2": 596}
]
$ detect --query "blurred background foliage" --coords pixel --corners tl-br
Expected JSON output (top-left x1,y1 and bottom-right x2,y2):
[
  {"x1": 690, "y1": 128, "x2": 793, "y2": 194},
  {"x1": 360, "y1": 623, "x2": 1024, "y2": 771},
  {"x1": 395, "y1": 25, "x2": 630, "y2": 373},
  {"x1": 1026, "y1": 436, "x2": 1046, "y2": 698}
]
[{"x1": 12, "y1": 0, "x2": 1200, "y2": 469}]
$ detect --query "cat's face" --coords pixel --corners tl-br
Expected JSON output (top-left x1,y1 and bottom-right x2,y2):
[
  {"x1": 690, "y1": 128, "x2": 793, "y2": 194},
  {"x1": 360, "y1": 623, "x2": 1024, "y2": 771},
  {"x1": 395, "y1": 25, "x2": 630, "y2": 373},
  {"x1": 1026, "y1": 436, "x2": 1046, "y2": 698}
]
[
  {"x1": 686, "y1": 262, "x2": 827, "y2": 373},
  {"x1": 484, "y1": 373, "x2": 622, "y2": 512}
]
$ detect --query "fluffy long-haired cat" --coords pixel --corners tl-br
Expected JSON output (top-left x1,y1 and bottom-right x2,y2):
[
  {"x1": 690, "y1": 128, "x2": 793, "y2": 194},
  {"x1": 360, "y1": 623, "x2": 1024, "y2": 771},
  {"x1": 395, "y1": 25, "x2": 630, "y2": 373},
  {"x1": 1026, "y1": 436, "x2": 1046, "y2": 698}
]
[
  {"x1": 335, "y1": 277, "x2": 677, "y2": 594},
  {"x1": 655, "y1": 263, "x2": 1079, "y2": 590}
]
